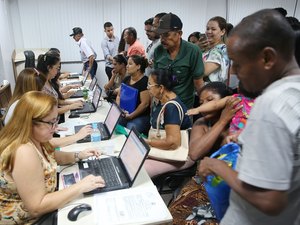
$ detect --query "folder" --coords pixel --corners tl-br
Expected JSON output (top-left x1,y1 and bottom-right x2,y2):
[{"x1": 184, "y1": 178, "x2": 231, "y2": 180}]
[{"x1": 120, "y1": 83, "x2": 138, "y2": 114}]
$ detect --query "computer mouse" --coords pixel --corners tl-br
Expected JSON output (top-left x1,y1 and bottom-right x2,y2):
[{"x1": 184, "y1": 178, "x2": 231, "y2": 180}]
[{"x1": 67, "y1": 203, "x2": 92, "y2": 221}]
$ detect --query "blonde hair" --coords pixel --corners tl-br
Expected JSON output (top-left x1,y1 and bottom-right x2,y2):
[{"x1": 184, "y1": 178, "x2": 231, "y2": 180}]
[
  {"x1": 9, "y1": 68, "x2": 47, "y2": 108},
  {"x1": 0, "y1": 91, "x2": 57, "y2": 172}
]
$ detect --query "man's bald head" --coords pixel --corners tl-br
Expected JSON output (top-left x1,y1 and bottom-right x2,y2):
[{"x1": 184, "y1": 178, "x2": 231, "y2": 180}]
[{"x1": 229, "y1": 9, "x2": 295, "y2": 60}]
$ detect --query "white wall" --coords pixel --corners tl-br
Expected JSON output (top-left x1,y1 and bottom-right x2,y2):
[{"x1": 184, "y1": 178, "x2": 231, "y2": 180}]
[
  {"x1": 0, "y1": 0, "x2": 299, "y2": 89},
  {"x1": 0, "y1": 0, "x2": 16, "y2": 89}
]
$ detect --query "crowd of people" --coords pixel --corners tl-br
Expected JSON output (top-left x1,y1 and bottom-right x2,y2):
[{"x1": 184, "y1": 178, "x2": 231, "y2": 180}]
[{"x1": 0, "y1": 7, "x2": 299, "y2": 225}]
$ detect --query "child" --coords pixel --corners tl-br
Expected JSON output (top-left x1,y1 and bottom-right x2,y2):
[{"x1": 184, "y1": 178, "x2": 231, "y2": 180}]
[{"x1": 187, "y1": 82, "x2": 257, "y2": 135}]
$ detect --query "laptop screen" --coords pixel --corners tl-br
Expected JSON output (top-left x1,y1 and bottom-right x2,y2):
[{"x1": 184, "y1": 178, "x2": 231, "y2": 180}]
[
  {"x1": 89, "y1": 77, "x2": 97, "y2": 90},
  {"x1": 119, "y1": 129, "x2": 149, "y2": 181},
  {"x1": 104, "y1": 104, "x2": 122, "y2": 135},
  {"x1": 92, "y1": 85, "x2": 102, "y2": 107}
]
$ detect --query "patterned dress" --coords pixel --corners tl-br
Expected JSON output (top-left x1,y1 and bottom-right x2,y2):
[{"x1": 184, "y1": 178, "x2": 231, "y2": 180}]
[
  {"x1": 0, "y1": 142, "x2": 57, "y2": 224},
  {"x1": 202, "y1": 43, "x2": 230, "y2": 84}
]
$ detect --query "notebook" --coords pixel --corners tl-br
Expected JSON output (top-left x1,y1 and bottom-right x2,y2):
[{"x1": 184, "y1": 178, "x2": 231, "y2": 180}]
[
  {"x1": 78, "y1": 127, "x2": 150, "y2": 194},
  {"x1": 120, "y1": 83, "x2": 138, "y2": 113},
  {"x1": 67, "y1": 72, "x2": 81, "y2": 79},
  {"x1": 64, "y1": 70, "x2": 89, "y2": 86},
  {"x1": 70, "y1": 84, "x2": 102, "y2": 114},
  {"x1": 70, "y1": 77, "x2": 97, "y2": 98},
  {"x1": 74, "y1": 102, "x2": 122, "y2": 143}
]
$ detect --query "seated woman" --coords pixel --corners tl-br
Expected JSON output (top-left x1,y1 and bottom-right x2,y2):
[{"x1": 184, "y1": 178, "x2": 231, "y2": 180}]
[
  {"x1": 37, "y1": 50, "x2": 84, "y2": 114},
  {"x1": 104, "y1": 54, "x2": 128, "y2": 100},
  {"x1": 188, "y1": 82, "x2": 238, "y2": 160},
  {"x1": 143, "y1": 69, "x2": 194, "y2": 178},
  {"x1": 0, "y1": 91, "x2": 105, "y2": 224},
  {"x1": 4, "y1": 68, "x2": 92, "y2": 147},
  {"x1": 116, "y1": 55, "x2": 150, "y2": 135},
  {"x1": 48, "y1": 48, "x2": 80, "y2": 99},
  {"x1": 187, "y1": 82, "x2": 257, "y2": 138},
  {"x1": 168, "y1": 82, "x2": 236, "y2": 225},
  {"x1": 199, "y1": 16, "x2": 230, "y2": 84}
]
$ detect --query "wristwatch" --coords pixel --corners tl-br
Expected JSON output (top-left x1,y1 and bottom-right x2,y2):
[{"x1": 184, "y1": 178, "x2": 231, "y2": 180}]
[{"x1": 74, "y1": 152, "x2": 80, "y2": 162}]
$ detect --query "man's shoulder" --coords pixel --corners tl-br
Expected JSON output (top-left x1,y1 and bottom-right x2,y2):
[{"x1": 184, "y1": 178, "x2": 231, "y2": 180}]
[{"x1": 181, "y1": 39, "x2": 199, "y2": 51}]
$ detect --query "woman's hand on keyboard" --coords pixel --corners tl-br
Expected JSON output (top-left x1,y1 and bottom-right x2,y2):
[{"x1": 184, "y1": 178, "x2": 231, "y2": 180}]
[
  {"x1": 75, "y1": 125, "x2": 93, "y2": 140},
  {"x1": 69, "y1": 101, "x2": 84, "y2": 110},
  {"x1": 78, "y1": 148, "x2": 102, "y2": 160},
  {"x1": 78, "y1": 175, "x2": 105, "y2": 192}
]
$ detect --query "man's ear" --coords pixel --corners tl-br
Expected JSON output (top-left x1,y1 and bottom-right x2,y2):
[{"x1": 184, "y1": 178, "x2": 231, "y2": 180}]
[{"x1": 262, "y1": 47, "x2": 277, "y2": 70}]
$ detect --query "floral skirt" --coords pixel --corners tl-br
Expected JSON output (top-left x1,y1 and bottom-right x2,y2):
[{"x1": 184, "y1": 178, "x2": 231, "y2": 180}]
[{"x1": 168, "y1": 176, "x2": 219, "y2": 225}]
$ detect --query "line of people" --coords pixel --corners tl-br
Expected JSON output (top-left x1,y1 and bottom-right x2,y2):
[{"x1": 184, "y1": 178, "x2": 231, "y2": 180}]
[{"x1": 0, "y1": 7, "x2": 300, "y2": 225}]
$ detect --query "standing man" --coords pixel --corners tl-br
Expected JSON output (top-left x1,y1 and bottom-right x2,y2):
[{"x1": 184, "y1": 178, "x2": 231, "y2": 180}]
[
  {"x1": 154, "y1": 13, "x2": 204, "y2": 109},
  {"x1": 123, "y1": 27, "x2": 145, "y2": 57},
  {"x1": 199, "y1": 9, "x2": 300, "y2": 225},
  {"x1": 70, "y1": 27, "x2": 98, "y2": 79},
  {"x1": 144, "y1": 17, "x2": 160, "y2": 76},
  {"x1": 101, "y1": 22, "x2": 119, "y2": 80}
]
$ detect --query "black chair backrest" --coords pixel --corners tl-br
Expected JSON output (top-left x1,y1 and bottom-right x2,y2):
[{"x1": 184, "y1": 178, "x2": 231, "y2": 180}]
[
  {"x1": 0, "y1": 83, "x2": 12, "y2": 129},
  {"x1": 24, "y1": 50, "x2": 35, "y2": 68}
]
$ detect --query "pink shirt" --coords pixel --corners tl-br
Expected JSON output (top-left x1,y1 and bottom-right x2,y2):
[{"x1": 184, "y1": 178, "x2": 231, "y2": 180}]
[{"x1": 127, "y1": 39, "x2": 145, "y2": 57}]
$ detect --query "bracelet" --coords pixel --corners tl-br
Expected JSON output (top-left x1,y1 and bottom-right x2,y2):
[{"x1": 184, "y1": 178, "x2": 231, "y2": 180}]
[{"x1": 74, "y1": 152, "x2": 80, "y2": 162}]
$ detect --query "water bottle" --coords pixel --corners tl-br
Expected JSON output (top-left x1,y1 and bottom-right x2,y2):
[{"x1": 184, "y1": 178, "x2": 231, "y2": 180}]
[
  {"x1": 91, "y1": 123, "x2": 101, "y2": 142},
  {"x1": 83, "y1": 87, "x2": 88, "y2": 101}
]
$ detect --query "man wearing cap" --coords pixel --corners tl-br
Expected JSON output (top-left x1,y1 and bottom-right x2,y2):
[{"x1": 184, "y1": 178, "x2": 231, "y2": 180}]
[
  {"x1": 154, "y1": 13, "x2": 204, "y2": 109},
  {"x1": 70, "y1": 27, "x2": 98, "y2": 79}
]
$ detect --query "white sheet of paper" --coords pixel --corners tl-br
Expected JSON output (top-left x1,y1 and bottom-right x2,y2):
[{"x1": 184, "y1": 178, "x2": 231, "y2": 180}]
[{"x1": 93, "y1": 186, "x2": 171, "y2": 225}]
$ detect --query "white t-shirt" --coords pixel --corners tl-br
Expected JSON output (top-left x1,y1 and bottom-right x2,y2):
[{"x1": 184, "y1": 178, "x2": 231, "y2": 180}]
[
  {"x1": 77, "y1": 37, "x2": 97, "y2": 63},
  {"x1": 221, "y1": 75, "x2": 300, "y2": 225}
]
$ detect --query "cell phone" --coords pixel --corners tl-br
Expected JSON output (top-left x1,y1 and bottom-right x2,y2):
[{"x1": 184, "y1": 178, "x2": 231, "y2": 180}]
[{"x1": 199, "y1": 33, "x2": 208, "y2": 42}]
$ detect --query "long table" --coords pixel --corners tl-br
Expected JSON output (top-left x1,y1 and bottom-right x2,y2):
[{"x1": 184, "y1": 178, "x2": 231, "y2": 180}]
[{"x1": 57, "y1": 100, "x2": 173, "y2": 225}]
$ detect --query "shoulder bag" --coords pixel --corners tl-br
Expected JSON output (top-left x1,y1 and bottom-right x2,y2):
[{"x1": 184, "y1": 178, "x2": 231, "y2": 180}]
[{"x1": 148, "y1": 100, "x2": 189, "y2": 162}]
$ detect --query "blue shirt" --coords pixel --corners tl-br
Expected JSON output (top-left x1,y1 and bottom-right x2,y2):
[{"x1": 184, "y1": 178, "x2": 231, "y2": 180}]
[{"x1": 151, "y1": 96, "x2": 191, "y2": 129}]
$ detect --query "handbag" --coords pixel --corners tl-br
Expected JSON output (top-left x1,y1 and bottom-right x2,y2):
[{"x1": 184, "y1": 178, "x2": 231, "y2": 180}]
[
  {"x1": 148, "y1": 100, "x2": 189, "y2": 162},
  {"x1": 204, "y1": 143, "x2": 240, "y2": 221}
]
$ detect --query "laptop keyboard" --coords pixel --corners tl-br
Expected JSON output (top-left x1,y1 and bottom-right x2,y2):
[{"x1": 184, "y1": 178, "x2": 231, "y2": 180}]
[
  {"x1": 99, "y1": 123, "x2": 109, "y2": 139},
  {"x1": 89, "y1": 158, "x2": 121, "y2": 187}
]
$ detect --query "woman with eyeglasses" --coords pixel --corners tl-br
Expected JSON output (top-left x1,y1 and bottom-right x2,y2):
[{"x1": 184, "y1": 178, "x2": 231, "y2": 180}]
[
  {"x1": 37, "y1": 51, "x2": 84, "y2": 115},
  {"x1": 116, "y1": 54, "x2": 151, "y2": 135},
  {"x1": 143, "y1": 69, "x2": 194, "y2": 178},
  {"x1": 4, "y1": 68, "x2": 93, "y2": 148},
  {"x1": 0, "y1": 91, "x2": 105, "y2": 224}
]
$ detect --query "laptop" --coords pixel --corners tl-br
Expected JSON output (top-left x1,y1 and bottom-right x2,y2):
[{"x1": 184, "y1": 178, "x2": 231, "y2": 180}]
[
  {"x1": 74, "y1": 102, "x2": 122, "y2": 143},
  {"x1": 64, "y1": 70, "x2": 89, "y2": 86},
  {"x1": 70, "y1": 84, "x2": 102, "y2": 114},
  {"x1": 70, "y1": 77, "x2": 97, "y2": 98},
  {"x1": 78, "y1": 127, "x2": 150, "y2": 194},
  {"x1": 67, "y1": 72, "x2": 81, "y2": 79}
]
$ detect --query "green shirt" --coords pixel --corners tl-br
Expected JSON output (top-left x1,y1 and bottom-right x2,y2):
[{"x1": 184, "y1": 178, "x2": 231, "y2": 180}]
[{"x1": 154, "y1": 39, "x2": 204, "y2": 108}]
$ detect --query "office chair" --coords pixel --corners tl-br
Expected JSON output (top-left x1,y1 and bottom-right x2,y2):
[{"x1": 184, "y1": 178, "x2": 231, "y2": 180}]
[
  {"x1": 0, "y1": 82, "x2": 12, "y2": 129},
  {"x1": 24, "y1": 50, "x2": 35, "y2": 68},
  {"x1": 152, "y1": 162, "x2": 197, "y2": 195}
]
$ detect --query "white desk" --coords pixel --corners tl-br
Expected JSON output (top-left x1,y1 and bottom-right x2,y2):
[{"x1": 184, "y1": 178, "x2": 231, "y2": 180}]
[{"x1": 57, "y1": 101, "x2": 173, "y2": 225}]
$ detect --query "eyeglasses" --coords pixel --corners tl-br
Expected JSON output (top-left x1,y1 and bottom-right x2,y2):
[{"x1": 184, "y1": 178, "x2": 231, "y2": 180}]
[
  {"x1": 33, "y1": 116, "x2": 60, "y2": 129},
  {"x1": 147, "y1": 83, "x2": 160, "y2": 89}
]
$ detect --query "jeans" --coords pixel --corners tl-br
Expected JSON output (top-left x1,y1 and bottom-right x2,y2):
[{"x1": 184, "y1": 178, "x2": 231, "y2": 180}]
[
  {"x1": 84, "y1": 60, "x2": 98, "y2": 79},
  {"x1": 105, "y1": 66, "x2": 113, "y2": 80},
  {"x1": 119, "y1": 114, "x2": 150, "y2": 135}
]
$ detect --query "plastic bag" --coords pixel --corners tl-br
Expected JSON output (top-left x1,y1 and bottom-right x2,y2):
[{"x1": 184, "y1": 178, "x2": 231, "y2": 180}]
[{"x1": 204, "y1": 143, "x2": 240, "y2": 221}]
